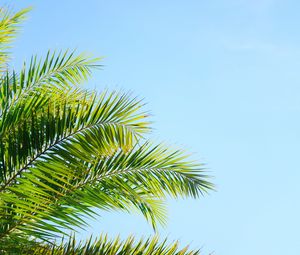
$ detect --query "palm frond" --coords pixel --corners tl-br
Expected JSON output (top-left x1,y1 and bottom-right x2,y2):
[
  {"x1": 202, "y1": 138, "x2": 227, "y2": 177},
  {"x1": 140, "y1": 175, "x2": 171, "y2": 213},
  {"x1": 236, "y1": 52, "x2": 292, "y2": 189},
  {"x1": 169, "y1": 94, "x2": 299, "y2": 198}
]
[
  {"x1": 0, "y1": 50, "x2": 100, "y2": 125},
  {"x1": 0, "y1": 7, "x2": 30, "y2": 70},
  {"x1": 0, "y1": 138, "x2": 212, "y2": 240},
  {"x1": 0, "y1": 7, "x2": 214, "y2": 253},
  {"x1": 17, "y1": 235, "x2": 201, "y2": 255}
]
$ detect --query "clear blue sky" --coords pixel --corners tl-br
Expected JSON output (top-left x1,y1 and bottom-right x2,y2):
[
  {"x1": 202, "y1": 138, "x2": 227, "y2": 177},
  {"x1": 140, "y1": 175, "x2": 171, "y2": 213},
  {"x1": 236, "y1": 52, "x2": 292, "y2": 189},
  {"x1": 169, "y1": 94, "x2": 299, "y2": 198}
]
[{"x1": 7, "y1": 1, "x2": 300, "y2": 254}]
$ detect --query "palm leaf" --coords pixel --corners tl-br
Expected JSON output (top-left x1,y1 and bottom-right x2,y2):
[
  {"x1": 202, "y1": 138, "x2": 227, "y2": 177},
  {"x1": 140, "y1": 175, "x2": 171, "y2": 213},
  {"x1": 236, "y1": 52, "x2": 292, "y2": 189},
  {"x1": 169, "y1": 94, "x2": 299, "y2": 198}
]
[
  {"x1": 0, "y1": 138, "x2": 212, "y2": 240},
  {"x1": 0, "y1": 7, "x2": 215, "y2": 254},
  {"x1": 8, "y1": 235, "x2": 201, "y2": 255},
  {"x1": 0, "y1": 7, "x2": 30, "y2": 70}
]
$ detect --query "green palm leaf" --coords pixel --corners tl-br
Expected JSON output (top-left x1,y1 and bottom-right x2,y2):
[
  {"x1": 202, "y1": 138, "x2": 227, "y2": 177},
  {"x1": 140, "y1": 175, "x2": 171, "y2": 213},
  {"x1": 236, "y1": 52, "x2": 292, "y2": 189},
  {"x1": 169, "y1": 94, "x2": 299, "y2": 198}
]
[
  {"x1": 0, "y1": 6, "x2": 215, "y2": 254},
  {"x1": 0, "y1": 7, "x2": 30, "y2": 70},
  {"x1": 1, "y1": 235, "x2": 202, "y2": 255}
]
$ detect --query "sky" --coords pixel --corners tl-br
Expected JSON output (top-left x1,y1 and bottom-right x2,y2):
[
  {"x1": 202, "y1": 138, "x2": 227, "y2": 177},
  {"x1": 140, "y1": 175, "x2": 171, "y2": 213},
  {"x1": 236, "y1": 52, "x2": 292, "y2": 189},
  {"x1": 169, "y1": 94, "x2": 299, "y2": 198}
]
[{"x1": 5, "y1": 1, "x2": 300, "y2": 254}]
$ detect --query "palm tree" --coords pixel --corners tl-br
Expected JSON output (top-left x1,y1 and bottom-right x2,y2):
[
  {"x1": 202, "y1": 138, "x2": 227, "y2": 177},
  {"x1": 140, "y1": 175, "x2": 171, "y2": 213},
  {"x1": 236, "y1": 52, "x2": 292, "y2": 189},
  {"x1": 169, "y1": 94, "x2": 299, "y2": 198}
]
[{"x1": 0, "y1": 7, "x2": 213, "y2": 254}]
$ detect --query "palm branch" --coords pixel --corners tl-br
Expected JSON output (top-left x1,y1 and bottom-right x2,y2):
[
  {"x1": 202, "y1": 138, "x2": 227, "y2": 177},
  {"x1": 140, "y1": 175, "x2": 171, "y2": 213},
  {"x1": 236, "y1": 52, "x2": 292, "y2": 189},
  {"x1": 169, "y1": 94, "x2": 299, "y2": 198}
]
[
  {"x1": 0, "y1": 7, "x2": 214, "y2": 254},
  {"x1": 3, "y1": 235, "x2": 201, "y2": 255}
]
